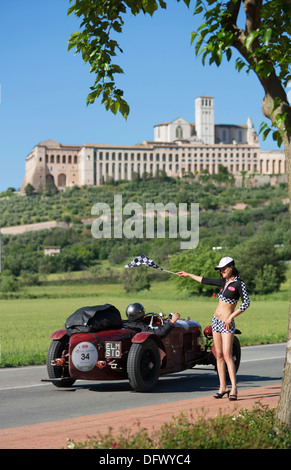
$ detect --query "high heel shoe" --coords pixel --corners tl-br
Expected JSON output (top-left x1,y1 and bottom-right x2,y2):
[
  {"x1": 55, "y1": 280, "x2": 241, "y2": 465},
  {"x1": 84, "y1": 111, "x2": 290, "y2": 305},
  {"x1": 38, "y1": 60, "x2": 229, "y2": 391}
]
[
  {"x1": 229, "y1": 394, "x2": 237, "y2": 401},
  {"x1": 213, "y1": 390, "x2": 230, "y2": 399}
]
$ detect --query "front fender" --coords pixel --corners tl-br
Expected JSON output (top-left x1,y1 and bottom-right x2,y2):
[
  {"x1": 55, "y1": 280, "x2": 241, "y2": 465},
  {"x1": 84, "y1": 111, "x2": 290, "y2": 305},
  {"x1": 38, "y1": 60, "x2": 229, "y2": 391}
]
[
  {"x1": 50, "y1": 329, "x2": 68, "y2": 340},
  {"x1": 131, "y1": 332, "x2": 154, "y2": 343},
  {"x1": 132, "y1": 332, "x2": 164, "y2": 349},
  {"x1": 131, "y1": 332, "x2": 166, "y2": 363}
]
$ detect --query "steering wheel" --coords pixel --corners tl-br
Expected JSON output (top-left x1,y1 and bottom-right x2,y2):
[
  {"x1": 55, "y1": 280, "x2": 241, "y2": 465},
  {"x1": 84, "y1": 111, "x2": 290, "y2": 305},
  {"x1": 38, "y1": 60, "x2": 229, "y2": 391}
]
[{"x1": 144, "y1": 312, "x2": 164, "y2": 328}]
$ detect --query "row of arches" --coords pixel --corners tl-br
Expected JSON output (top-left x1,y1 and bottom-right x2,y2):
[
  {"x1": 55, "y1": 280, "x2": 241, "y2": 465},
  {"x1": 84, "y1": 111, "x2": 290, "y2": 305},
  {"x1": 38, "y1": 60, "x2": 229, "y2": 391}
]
[
  {"x1": 46, "y1": 173, "x2": 66, "y2": 187},
  {"x1": 261, "y1": 159, "x2": 285, "y2": 174}
]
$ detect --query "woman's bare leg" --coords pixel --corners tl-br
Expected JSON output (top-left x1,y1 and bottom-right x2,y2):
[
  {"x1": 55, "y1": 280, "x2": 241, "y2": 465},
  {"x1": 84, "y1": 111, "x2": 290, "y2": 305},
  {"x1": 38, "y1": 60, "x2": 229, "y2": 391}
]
[
  {"x1": 221, "y1": 332, "x2": 237, "y2": 396},
  {"x1": 213, "y1": 332, "x2": 229, "y2": 393}
]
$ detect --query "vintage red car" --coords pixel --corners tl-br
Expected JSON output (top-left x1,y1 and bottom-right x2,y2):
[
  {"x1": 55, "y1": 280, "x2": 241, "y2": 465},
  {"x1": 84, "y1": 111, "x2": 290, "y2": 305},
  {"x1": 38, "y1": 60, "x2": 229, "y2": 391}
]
[{"x1": 46, "y1": 304, "x2": 241, "y2": 392}]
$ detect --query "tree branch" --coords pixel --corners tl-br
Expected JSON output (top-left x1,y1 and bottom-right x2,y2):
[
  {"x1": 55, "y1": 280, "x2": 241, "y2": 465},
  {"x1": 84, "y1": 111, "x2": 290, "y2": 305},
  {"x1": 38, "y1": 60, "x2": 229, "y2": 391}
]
[
  {"x1": 244, "y1": 0, "x2": 262, "y2": 35},
  {"x1": 226, "y1": 0, "x2": 242, "y2": 26}
]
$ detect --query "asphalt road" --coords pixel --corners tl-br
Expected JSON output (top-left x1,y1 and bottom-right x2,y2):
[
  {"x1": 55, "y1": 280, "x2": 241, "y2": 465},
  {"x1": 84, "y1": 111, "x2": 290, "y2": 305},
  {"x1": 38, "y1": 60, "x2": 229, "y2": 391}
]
[{"x1": 0, "y1": 343, "x2": 286, "y2": 429}]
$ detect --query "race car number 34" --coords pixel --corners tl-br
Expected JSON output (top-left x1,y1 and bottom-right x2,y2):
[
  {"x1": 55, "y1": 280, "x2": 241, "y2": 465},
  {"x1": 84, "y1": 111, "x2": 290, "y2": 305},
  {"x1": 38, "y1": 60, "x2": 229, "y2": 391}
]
[{"x1": 72, "y1": 342, "x2": 98, "y2": 371}]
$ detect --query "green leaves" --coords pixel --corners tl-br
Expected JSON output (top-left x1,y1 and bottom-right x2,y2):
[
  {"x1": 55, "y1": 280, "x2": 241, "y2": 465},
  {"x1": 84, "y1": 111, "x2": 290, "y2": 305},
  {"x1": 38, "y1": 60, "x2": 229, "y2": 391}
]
[
  {"x1": 259, "y1": 122, "x2": 272, "y2": 142},
  {"x1": 86, "y1": 79, "x2": 130, "y2": 118},
  {"x1": 262, "y1": 28, "x2": 272, "y2": 46},
  {"x1": 191, "y1": 0, "x2": 239, "y2": 68},
  {"x1": 67, "y1": 0, "x2": 132, "y2": 119},
  {"x1": 190, "y1": 0, "x2": 291, "y2": 148},
  {"x1": 66, "y1": 0, "x2": 175, "y2": 118},
  {"x1": 244, "y1": 30, "x2": 260, "y2": 51},
  {"x1": 67, "y1": 0, "x2": 291, "y2": 146},
  {"x1": 259, "y1": 118, "x2": 286, "y2": 148},
  {"x1": 260, "y1": 95, "x2": 291, "y2": 148},
  {"x1": 141, "y1": 0, "x2": 159, "y2": 16}
]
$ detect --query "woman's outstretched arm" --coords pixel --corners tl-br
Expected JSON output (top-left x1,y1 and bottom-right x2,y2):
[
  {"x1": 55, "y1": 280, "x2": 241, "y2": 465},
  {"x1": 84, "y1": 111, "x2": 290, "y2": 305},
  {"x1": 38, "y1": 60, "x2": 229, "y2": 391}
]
[{"x1": 177, "y1": 271, "x2": 202, "y2": 283}]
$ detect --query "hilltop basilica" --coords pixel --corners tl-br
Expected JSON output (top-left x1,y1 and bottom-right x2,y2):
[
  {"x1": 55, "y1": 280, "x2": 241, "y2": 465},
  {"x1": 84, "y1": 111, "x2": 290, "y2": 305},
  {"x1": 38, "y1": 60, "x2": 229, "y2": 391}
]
[{"x1": 21, "y1": 96, "x2": 285, "y2": 191}]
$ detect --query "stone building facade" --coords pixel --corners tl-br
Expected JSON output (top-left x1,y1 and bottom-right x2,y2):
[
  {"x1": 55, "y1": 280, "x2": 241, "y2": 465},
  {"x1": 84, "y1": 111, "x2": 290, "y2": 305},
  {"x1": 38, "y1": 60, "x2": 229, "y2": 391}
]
[
  {"x1": 21, "y1": 96, "x2": 286, "y2": 191},
  {"x1": 21, "y1": 140, "x2": 81, "y2": 191}
]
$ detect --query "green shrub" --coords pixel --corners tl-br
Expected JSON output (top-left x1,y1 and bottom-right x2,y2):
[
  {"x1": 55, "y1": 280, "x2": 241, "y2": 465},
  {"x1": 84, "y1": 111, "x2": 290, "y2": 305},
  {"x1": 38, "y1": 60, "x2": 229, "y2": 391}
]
[
  {"x1": 66, "y1": 405, "x2": 291, "y2": 449},
  {"x1": 123, "y1": 267, "x2": 151, "y2": 292}
]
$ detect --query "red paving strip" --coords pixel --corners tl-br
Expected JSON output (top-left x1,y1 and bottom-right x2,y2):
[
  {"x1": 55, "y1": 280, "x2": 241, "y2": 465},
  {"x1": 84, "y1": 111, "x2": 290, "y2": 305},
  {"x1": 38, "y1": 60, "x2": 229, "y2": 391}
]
[{"x1": 0, "y1": 384, "x2": 281, "y2": 449}]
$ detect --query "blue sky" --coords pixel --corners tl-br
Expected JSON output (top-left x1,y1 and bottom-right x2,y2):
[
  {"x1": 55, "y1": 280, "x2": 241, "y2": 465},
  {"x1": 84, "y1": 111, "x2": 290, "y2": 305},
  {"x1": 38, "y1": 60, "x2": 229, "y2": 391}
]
[{"x1": 0, "y1": 0, "x2": 280, "y2": 193}]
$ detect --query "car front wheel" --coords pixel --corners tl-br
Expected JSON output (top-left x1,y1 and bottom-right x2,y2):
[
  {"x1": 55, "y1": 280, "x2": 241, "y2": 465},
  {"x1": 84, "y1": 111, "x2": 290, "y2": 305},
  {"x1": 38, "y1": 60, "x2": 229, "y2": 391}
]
[{"x1": 127, "y1": 339, "x2": 161, "y2": 392}]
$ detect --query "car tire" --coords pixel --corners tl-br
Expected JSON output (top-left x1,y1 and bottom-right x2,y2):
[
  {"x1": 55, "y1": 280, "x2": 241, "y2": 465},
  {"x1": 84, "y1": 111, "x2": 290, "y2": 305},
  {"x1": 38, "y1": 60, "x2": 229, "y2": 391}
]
[
  {"x1": 47, "y1": 338, "x2": 76, "y2": 388},
  {"x1": 127, "y1": 339, "x2": 161, "y2": 392},
  {"x1": 232, "y1": 336, "x2": 241, "y2": 372}
]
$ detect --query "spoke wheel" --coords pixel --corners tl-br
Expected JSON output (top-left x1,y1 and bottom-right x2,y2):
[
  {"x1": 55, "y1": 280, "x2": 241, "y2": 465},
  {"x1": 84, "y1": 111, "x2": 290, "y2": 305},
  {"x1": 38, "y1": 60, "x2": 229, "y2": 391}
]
[{"x1": 127, "y1": 339, "x2": 160, "y2": 392}]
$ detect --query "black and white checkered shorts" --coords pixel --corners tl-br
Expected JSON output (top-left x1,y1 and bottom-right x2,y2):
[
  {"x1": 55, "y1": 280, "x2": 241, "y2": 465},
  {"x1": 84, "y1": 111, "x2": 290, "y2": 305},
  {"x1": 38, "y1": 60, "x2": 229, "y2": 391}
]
[{"x1": 212, "y1": 316, "x2": 235, "y2": 334}]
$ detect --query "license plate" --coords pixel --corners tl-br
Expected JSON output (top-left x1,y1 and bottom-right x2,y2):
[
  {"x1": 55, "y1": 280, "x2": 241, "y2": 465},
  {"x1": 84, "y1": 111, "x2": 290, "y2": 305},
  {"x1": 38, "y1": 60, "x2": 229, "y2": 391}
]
[{"x1": 105, "y1": 341, "x2": 122, "y2": 358}]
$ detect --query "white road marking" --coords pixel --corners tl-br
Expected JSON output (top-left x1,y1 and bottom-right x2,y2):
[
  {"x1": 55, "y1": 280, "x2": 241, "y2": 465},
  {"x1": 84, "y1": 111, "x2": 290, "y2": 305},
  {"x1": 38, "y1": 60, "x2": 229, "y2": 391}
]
[
  {"x1": 241, "y1": 356, "x2": 285, "y2": 363},
  {"x1": 0, "y1": 383, "x2": 51, "y2": 391}
]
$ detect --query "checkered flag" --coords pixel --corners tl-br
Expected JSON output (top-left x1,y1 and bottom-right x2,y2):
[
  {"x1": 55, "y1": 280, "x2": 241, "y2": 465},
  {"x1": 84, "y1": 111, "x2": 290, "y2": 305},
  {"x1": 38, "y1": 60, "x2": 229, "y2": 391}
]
[
  {"x1": 124, "y1": 255, "x2": 162, "y2": 270},
  {"x1": 124, "y1": 255, "x2": 178, "y2": 275}
]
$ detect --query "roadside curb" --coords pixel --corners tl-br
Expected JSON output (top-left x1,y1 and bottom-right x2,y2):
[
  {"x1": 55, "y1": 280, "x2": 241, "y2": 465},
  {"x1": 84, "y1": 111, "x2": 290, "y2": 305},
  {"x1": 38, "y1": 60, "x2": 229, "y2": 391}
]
[{"x1": 0, "y1": 383, "x2": 281, "y2": 449}]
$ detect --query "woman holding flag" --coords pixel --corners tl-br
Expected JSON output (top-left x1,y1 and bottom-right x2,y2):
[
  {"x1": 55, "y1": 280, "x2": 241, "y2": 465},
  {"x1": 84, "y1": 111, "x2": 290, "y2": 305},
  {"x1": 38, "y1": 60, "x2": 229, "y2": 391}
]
[{"x1": 177, "y1": 257, "x2": 250, "y2": 401}]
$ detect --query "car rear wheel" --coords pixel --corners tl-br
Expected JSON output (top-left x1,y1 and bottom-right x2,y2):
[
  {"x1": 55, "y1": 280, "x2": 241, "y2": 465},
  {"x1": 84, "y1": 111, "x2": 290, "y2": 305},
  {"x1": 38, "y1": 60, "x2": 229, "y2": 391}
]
[
  {"x1": 127, "y1": 339, "x2": 161, "y2": 392},
  {"x1": 47, "y1": 338, "x2": 75, "y2": 387},
  {"x1": 232, "y1": 336, "x2": 241, "y2": 372}
]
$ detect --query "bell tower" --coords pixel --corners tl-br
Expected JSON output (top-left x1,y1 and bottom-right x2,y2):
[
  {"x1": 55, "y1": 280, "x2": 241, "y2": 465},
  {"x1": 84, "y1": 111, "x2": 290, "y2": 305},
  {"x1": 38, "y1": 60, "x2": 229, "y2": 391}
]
[{"x1": 195, "y1": 96, "x2": 215, "y2": 144}]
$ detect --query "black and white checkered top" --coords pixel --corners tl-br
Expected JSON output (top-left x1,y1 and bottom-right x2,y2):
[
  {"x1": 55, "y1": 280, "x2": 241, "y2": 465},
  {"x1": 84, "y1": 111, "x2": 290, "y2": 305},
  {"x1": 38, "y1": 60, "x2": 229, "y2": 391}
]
[{"x1": 201, "y1": 275, "x2": 250, "y2": 312}]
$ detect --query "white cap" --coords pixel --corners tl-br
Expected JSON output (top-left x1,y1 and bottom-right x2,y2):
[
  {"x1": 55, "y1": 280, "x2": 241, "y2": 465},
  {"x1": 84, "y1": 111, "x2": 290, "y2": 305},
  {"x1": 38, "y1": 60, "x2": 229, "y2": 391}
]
[{"x1": 214, "y1": 256, "x2": 235, "y2": 270}]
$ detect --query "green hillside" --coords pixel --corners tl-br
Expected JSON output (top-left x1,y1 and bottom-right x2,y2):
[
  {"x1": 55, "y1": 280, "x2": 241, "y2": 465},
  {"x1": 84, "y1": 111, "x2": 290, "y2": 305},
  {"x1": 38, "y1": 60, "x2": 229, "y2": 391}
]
[
  {"x1": 0, "y1": 176, "x2": 289, "y2": 230},
  {"x1": 0, "y1": 176, "x2": 290, "y2": 298}
]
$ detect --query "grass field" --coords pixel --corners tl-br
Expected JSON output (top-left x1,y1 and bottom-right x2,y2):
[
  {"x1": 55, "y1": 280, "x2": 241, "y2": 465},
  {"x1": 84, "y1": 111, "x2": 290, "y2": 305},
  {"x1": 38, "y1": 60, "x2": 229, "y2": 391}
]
[{"x1": 0, "y1": 276, "x2": 289, "y2": 367}]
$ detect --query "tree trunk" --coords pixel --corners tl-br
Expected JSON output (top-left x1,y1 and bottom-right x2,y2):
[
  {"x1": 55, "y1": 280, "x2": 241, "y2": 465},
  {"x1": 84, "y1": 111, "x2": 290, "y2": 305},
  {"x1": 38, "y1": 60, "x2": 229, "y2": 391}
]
[
  {"x1": 276, "y1": 299, "x2": 291, "y2": 428},
  {"x1": 261, "y1": 86, "x2": 291, "y2": 428},
  {"x1": 211, "y1": 0, "x2": 291, "y2": 428},
  {"x1": 276, "y1": 133, "x2": 291, "y2": 428}
]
